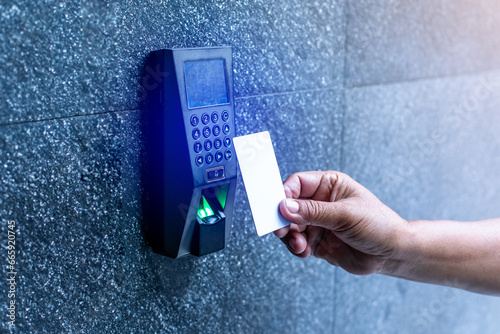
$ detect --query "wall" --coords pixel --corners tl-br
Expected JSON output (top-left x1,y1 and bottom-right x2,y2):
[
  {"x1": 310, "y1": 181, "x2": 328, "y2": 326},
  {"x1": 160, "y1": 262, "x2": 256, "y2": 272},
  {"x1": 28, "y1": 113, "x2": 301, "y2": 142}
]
[{"x1": 1, "y1": 0, "x2": 500, "y2": 333}]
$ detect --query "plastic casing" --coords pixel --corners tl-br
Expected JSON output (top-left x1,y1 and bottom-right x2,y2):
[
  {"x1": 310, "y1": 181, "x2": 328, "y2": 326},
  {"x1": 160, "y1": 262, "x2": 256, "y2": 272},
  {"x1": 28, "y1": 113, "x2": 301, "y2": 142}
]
[{"x1": 142, "y1": 47, "x2": 237, "y2": 258}]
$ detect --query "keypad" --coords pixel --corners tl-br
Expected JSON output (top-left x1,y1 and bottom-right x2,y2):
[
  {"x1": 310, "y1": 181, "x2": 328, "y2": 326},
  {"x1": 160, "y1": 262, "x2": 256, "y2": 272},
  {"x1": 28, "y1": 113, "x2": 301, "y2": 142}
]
[{"x1": 190, "y1": 109, "x2": 232, "y2": 168}]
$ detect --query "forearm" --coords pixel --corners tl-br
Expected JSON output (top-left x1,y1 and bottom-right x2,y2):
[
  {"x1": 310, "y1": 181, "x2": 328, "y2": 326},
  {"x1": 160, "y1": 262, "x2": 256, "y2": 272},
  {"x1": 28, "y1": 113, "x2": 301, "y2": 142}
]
[{"x1": 383, "y1": 218, "x2": 500, "y2": 296}]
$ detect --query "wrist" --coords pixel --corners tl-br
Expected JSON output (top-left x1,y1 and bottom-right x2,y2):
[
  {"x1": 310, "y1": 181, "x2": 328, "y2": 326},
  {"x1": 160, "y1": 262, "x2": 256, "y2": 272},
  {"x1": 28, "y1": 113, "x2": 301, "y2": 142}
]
[{"x1": 379, "y1": 219, "x2": 421, "y2": 278}]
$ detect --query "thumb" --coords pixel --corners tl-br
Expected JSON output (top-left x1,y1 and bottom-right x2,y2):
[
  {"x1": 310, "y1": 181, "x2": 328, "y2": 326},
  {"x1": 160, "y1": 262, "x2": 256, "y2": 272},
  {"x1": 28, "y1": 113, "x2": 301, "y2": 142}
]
[{"x1": 279, "y1": 198, "x2": 349, "y2": 229}]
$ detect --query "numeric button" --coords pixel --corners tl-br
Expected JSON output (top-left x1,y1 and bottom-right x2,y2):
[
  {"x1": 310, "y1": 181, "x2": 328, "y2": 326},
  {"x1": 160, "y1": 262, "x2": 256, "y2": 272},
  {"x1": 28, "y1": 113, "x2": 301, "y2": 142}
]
[
  {"x1": 190, "y1": 115, "x2": 199, "y2": 127},
  {"x1": 211, "y1": 112, "x2": 219, "y2": 123},
  {"x1": 213, "y1": 125, "x2": 221, "y2": 137},
  {"x1": 202, "y1": 113, "x2": 210, "y2": 125},
  {"x1": 192, "y1": 128, "x2": 201, "y2": 140},
  {"x1": 214, "y1": 138, "x2": 222, "y2": 149},
  {"x1": 204, "y1": 140, "x2": 212, "y2": 151},
  {"x1": 205, "y1": 153, "x2": 214, "y2": 165},
  {"x1": 194, "y1": 142, "x2": 202, "y2": 153},
  {"x1": 203, "y1": 126, "x2": 211, "y2": 138}
]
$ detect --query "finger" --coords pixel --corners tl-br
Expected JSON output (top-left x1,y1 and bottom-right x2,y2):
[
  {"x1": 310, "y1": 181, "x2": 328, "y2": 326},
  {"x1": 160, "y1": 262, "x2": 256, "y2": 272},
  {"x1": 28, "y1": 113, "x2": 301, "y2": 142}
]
[
  {"x1": 288, "y1": 230, "x2": 308, "y2": 254},
  {"x1": 279, "y1": 198, "x2": 352, "y2": 230},
  {"x1": 295, "y1": 243, "x2": 312, "y2": 258},
  {"x1": 284, "y1": 171, "x2": 356, "y2": 203},
  {"x1": 305, "y1": 226, "x2": 324, "y2": 255},
  {"x1": 289, "y1": 223, "x2": 307, "y2": 233},
  {"x1": 283, "y1": 184, "x2": 294, "y2": 199},
  {"x1": 273, "y1": 225, "x2": 290, "y2": 239},
  {"x1": 283, "y1": 171, "x2": 333, "y2": 199},
  {"x1": 273, "y1": 222, "x2": 304, "y2": 239},
  {"x1": 277, "y1": 228, "x2": 311, "y2": 257}
]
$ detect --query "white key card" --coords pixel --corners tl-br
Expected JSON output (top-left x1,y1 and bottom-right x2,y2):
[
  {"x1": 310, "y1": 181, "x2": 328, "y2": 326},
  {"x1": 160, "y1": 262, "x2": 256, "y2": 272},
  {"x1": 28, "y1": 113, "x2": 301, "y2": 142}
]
[{"x1": 233, "y1": 131, "x2": 290, "y2": 236}]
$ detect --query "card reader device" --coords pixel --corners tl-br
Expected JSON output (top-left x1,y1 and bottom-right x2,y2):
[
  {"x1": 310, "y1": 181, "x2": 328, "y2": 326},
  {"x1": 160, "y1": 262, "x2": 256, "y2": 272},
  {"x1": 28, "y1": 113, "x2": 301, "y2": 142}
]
[{"x1": 142, "y1": 47, "x2": 237, "y2": 258}]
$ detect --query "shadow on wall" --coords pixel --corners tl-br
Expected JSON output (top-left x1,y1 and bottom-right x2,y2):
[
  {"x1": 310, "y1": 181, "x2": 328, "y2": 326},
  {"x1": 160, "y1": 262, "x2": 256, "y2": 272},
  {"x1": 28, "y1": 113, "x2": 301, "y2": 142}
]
[{"x1": 111, "y1": 51, "x2": 202, "y2": 300}]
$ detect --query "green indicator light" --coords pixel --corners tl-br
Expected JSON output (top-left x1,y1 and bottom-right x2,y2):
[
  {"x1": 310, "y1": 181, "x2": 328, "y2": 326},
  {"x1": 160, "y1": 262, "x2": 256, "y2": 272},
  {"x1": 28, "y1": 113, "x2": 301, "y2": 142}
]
[
  {"x1": 203, "y1": 196, "x2": 214, "y2": 216},
  {"x1": 216, "y1": 184, "x2": 229, "y2": 209},
  {"x1": 198, "y1": 208, "x2": 207, "y2": 218},
  {"x1": 198, "y1": 196, "x2": 214, "y2": 219}
]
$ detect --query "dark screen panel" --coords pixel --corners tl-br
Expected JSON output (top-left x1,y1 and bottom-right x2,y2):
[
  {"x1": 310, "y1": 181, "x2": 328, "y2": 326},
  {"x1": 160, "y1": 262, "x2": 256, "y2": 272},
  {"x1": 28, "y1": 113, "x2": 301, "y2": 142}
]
[{"x1": 184, "y1": 59, "x2": 228, "y2": 109}]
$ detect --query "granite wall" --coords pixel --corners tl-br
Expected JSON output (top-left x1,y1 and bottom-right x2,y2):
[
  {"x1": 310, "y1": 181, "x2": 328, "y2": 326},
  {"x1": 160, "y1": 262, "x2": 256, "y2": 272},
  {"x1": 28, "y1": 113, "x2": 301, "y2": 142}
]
[{"x1": 1, "y1": 0, "x2": 500, "y2": 333}]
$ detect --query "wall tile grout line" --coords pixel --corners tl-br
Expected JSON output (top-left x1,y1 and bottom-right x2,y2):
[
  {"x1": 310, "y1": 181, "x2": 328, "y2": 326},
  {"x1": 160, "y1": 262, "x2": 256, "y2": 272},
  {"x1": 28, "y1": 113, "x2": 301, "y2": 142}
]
[
  {"x1": 346, "y1": 67, "x2": 500, "y2": 90},
  {"x1": 0, "y1": 88, "x2": 341, "y2": 128},
  {"x1": 7, "y1": 63, "x2": 499, "y2": 130},
  {"x1": 0, "y1": 108, "x2": 143, "y2": 128},
  {"x1": 235, "y1": 87, "x2": 339, "y2": 100},
  {"x1": 335, "y1": 0, "x2": 351, "y2": 332},
  {"x1": 342, "y1": 0, "x2": 351, "y2": 92}
]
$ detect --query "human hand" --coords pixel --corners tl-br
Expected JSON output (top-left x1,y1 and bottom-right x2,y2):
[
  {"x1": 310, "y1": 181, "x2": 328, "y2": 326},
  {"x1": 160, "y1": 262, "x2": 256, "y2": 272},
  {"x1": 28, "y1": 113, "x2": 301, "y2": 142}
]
[{"x1": 275, "y1": 171, "x2": 410, "y2": 275}]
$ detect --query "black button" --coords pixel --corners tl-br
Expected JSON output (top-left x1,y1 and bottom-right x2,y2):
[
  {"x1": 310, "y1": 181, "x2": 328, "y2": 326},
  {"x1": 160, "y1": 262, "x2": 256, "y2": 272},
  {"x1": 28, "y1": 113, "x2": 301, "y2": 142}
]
[
  {"x1": 224, "y1": 150, "x2": 232, "y2": 161},
  {"x1": 213, "y1": 125, "x2": 221, "y2": 137},
  {"x1": 194, "y1": 142, "x2": 202, "y2": 153},
  {"x1": 223, "y1": 124, "x2": 230, "y2": 135},
  {"x1": 190, "y1": 115, "x2": 199, "y2": 127},
  {"x1": 211, "y1": 112, "x2": 219, "y2": 123},
  {"x1": 222, "y1": 110, "x2": 229, "y2": 122},
  {"x1": 214, "y1": 138, "x2": 222, "y2": 149},
  {"x1": 204, "y1": 140, "x2": 212, "y2": 151},
  {"x1": 205, "y1": 153, "x2": 214, "y2": 164},
  {"x1": 207, "y1": 166, "x2": 224, "y2": 181},
  {"x1": 203, "y1": 126, "x2": 211, "y2": 138},
  {"x1": 223, "y1": 137, "x2": 231, "y2": 148},
  {"x1": 202, "y1": 113, "x2": 210, "y2": 125},
  {"x1": 195, "y1": 155, "x2": 203, "y2": 167},
  {"x1": 215, "y1": 151, "x2": 223, "y2": 162},
  {"x1": 192, "y1": 128, "x2": 201, "y2": 140}
]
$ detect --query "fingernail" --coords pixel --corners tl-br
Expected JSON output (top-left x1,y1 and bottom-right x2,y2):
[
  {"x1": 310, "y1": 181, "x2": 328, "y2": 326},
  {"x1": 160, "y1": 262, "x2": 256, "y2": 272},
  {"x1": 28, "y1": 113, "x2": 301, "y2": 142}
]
[{"x1": 286, "y1": 199, "x2": 299, "y2": 213}]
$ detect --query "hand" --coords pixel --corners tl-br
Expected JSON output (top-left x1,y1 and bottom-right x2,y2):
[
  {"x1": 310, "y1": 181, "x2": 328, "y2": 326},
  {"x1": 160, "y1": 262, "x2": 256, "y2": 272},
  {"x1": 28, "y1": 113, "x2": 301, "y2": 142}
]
[{"x1": 275, "y1": 171, "x2": 410, "y2": 275}]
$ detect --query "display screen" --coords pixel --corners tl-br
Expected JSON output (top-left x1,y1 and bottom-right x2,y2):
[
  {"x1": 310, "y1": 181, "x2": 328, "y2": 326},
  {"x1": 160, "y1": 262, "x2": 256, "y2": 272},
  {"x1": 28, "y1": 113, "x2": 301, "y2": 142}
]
[{"x1": 184, "y1": 59, "x2": 228, "y2": 109}]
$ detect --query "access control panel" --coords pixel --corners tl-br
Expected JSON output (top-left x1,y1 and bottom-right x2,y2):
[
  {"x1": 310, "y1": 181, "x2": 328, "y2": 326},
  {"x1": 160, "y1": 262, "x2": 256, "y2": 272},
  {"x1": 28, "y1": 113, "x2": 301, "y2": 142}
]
[
  {"x1": 142, "y1": 47, "x2": 237, "y2": 259},
  {"x1": 184, "y1": 58, "x2": 235, "y2": 181}
]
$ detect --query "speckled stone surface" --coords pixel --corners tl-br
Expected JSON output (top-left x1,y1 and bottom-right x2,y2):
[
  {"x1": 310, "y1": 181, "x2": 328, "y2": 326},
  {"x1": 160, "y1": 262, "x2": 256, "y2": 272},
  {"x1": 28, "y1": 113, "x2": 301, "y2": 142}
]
[
  {"x1": 0, "y1": 89, "x2": 340, "y2": 333},
  {"x1": 334, "y1": 272, "x2": 500, "y2": 334},
  {"x1": 342, "y1": 71, "x2": 500, "y2": 221},
  {"x1": 0, "y1": 0, "x2": 345, "y2": 124},
  {"x1": 346, "y1": 0, "x2": 500, "y2": 87},
  {"x1": 235, "y1": 89, "x2": 343, "y2": 174},
  {"x1": 340, "y1": 72, "x2": 500, "y2": 333},
  {"x1": 3, "y1": 0, "x2": 500, "y2": 333}
]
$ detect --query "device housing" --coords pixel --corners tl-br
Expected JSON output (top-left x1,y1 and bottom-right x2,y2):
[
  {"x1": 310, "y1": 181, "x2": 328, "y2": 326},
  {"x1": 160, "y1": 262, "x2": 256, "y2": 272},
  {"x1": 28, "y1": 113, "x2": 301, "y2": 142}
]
[{"x1": 141, "y1": 47, "x2": 237, "y2": 258}]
